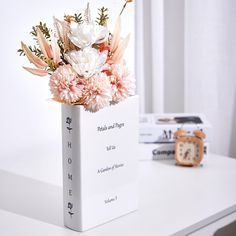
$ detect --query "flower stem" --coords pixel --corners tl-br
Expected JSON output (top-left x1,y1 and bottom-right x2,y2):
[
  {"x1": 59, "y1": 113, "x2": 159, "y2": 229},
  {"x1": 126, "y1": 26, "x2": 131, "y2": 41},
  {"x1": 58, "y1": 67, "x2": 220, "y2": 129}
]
[{"x1": 120, "y1": 1, "x2": 128, "y2": 15}]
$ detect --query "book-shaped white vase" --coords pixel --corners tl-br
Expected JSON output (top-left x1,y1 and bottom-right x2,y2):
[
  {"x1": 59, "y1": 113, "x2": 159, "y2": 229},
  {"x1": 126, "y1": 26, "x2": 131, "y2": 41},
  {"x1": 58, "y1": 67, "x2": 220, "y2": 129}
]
[{"x1": 61, "y1": 95, "x2": 139, "y2": 232}]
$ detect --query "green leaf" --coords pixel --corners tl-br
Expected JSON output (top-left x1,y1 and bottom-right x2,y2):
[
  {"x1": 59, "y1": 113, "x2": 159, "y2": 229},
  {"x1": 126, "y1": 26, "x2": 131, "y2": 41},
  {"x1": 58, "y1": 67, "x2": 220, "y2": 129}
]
[
  {"x1": 96, "y1": 7, "x2": 109, "y2": 26},
  {"x1": 74, "y1": 13, "x2": 83, "y2": 24}
]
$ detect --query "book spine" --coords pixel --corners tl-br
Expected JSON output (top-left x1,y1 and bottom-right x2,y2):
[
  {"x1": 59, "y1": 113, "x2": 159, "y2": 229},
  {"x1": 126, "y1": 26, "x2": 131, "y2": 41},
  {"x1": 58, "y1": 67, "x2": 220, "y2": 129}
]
[
  {"x1": 152, "y1": 143, "x2": 209, "y2": 160},
  {"x1": 139, "y1": 127, "x2": 211, "y2": 143},
  {"x1": 62, "y1": 104, "x2": 82, "y2": 231},
  {"x1": 138, "y1": 142, "x2": 209, "y2": 161}
]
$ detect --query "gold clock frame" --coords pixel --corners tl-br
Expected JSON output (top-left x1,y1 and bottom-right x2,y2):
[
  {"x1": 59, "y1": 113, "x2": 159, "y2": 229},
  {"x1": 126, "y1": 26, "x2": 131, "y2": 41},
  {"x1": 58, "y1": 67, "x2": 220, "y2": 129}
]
[{"x1": 175, "y1": 129, "x2": 206, "y2": 167}]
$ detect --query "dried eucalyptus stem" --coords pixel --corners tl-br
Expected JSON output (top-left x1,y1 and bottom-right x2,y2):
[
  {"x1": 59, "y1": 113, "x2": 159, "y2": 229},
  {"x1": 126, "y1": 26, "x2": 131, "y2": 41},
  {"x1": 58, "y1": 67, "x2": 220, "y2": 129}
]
[{"x1": 119, "y1": 0, "x2": 133, "y2": 16}]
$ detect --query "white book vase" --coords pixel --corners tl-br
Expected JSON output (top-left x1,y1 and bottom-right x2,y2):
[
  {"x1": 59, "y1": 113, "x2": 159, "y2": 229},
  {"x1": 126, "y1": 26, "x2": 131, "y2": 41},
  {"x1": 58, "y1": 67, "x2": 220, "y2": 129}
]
[{"x1": 61, "y1": 95, "x2": 139, "y2": 231}]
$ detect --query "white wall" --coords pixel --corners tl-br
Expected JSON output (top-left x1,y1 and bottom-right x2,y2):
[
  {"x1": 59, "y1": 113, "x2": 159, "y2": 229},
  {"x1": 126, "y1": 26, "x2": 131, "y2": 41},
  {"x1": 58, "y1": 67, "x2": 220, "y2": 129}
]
[
  {"x1": 0, "y1": 1, "x2": 134, "y2": 157},
  {"x1": 139, "y1": 0, "x2": 185, "y2": 113},
  {"x1": 139, "y1": 0, "x2": 236, "y2": 157},
  {"x1": 185, "y1": 0, "x2": 236, "y2": 157},
  {"x1": 164, "y1": 0, "x2": 185, "y2": 113}
]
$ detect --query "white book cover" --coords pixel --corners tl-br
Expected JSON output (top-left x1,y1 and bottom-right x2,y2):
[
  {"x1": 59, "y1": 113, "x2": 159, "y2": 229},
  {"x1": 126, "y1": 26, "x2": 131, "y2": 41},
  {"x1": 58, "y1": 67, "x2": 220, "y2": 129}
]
[
  {"x1": 139, "y1": 113, "x2": 212, "y2": 143},
  {"x1": 61, "y1": 96, "x2": 139, "y2": 231}
]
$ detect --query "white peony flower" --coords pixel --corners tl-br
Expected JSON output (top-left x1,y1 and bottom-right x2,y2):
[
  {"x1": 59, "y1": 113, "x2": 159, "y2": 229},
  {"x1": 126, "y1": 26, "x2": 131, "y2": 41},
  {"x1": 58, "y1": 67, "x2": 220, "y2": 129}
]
[
  {"x1": 69, "y1": 22, "x2": 108, "y2": 49},
  {"x1": 66, "y1": 47, "x2": 108, "y2": 78}
]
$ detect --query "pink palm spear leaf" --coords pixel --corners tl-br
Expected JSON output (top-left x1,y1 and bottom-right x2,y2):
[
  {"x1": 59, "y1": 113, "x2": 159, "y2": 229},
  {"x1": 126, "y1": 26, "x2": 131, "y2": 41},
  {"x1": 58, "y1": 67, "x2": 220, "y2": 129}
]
[
  {"x1": 21, "y1": 28, "x2": 61, "y2": 77},
  {"x1": 109, "y1": 16, "x2": 130, "y2": 64}
]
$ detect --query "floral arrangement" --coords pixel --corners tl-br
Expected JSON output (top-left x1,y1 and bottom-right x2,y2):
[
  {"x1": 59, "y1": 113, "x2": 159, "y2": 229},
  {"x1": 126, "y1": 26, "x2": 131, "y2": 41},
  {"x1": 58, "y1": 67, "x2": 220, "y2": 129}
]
[{"x1": 18, "y1": 1, "x2": 134, "y2": 112}]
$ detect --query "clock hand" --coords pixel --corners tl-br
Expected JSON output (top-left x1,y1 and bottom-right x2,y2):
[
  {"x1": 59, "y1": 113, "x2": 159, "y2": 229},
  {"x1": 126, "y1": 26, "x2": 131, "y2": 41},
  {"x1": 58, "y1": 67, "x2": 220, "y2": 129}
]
[
  {"x1": 164, "y1": 130, "x2": 168, "y2": 139},
  {"x1": 184, "y1": 149, "x2": 191, "y2": 159}
]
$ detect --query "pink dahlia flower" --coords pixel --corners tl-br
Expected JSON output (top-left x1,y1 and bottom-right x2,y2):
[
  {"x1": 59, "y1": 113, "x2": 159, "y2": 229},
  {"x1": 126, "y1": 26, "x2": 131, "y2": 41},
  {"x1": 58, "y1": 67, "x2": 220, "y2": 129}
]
[
  {"x1": 82, "y1": 73, "x2": 112, "y2": 112},
  {"x1": 49, "y1": 65, "x2": 83, "y2": 104},
  {"x1": 110, "y1": 64, "x2": 135, "y2": 103}
]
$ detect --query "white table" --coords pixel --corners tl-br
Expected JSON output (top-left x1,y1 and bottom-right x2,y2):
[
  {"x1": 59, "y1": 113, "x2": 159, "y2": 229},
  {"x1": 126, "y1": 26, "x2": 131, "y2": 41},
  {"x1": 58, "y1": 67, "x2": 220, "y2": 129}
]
[{"x1": 0, "y1": 150, "x2": 235, "y2": 236}]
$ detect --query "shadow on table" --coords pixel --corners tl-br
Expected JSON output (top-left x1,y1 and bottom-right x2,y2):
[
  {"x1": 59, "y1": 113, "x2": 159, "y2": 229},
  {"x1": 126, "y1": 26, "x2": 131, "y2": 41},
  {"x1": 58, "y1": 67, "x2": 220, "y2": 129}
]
[
  {"x1": 0, "y1": 169, "x2": 63, "y2": 227},
  {"x1": 152, "y1": 159, "x2": 206, "y2": 169},
  {"x1": 152, "y1": 159, "x2": 176, "y2": 166},
  {"x1": 214, "y1": 221, "x2": 236, "y2": 236}
]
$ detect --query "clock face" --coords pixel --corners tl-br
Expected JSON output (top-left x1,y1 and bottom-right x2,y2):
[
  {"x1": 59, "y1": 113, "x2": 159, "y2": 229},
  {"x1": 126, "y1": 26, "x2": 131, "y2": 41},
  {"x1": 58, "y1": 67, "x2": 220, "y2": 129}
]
[{"x1": 175, "y1": 137, "x2": 203, "y2": 166}]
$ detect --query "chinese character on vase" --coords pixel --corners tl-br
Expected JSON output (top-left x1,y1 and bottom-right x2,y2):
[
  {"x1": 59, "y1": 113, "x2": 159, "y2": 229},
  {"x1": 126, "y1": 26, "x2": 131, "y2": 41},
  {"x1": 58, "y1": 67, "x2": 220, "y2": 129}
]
[{"x1": 18, "y1": 1, "x2": 135, "y2": 112}]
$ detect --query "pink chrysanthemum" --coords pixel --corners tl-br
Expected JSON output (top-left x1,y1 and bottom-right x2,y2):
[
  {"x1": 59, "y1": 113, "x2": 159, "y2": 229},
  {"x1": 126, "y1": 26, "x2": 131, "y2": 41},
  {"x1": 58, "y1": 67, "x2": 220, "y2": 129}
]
[
  {"x1": 82, "y1": 73, "x2": 112, "y2": 112},
  {"x1": 49, "y1": 65, "x2": 84, "y2": 104},
  {"x1": 110, "y1": 64, "x2": 135, "y2": 103}
]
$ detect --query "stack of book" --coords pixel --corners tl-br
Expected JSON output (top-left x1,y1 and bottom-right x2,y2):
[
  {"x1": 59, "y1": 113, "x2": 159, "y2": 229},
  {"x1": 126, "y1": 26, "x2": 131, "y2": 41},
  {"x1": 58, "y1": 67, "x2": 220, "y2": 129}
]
[{"x1": 138, "y1": 113, "x2": 211, "y2": 161}]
